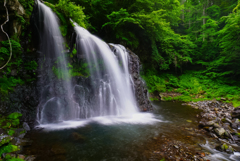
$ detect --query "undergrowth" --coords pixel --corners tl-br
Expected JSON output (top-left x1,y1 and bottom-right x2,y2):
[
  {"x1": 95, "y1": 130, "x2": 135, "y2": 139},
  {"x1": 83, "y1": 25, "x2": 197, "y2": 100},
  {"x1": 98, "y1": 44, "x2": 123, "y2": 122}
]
[
  {"x1": 143, "y1": 70, "x2": 240, "y2": 107},
  {"x1": 0, "y1": 113, "x2": 24, "y2": 161},
  {"x1": 44, "y1": 0, "x2": 88, "y2": 37}
]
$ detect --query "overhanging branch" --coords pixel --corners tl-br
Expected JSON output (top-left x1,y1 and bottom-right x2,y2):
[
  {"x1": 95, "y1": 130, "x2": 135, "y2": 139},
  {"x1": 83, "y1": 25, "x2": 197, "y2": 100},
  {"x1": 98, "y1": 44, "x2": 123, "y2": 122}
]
[{"x1": 0, "y1": 0, "x2": 12, "y2": 70}]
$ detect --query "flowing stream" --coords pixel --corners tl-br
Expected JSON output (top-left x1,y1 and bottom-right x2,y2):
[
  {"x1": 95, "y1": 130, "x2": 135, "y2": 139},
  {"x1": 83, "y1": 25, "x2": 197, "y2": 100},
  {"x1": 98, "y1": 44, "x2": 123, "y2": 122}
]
[{"x1": 24, "y1": 102, "x2": 240, "y2": 161}]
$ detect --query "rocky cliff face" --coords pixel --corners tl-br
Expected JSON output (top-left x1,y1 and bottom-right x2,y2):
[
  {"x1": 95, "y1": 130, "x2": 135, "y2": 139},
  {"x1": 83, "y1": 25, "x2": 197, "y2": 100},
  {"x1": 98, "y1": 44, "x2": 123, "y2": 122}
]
[
  {"x1": 0, "y1": 0, "x2": 38, "y2": 127},
  {"x1": 127, "y1": 49, "x2": 153, "y2": 112}
]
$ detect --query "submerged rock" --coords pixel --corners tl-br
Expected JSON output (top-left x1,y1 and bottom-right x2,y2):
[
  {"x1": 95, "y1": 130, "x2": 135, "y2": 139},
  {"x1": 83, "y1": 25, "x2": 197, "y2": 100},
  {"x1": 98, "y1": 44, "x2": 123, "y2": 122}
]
[{"x1": 71, "y1": 132, "x2": 85, "y2": 141}]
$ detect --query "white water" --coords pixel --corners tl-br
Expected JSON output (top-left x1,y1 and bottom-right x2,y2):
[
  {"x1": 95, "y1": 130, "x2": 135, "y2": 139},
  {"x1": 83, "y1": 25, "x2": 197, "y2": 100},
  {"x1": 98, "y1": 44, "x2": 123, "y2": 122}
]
[
  {"x1": 201, "y1": 141, "x2": 240, "y2": 161},
  {"x1": 37, "y1": 113, "x2": 162, "y2": 131},
  {"x1": 74, "y1": 24, "x2": 138, "y2": 117},
  {"x1": 36, "y1": 0, "x2": 77, "y2": 124}
]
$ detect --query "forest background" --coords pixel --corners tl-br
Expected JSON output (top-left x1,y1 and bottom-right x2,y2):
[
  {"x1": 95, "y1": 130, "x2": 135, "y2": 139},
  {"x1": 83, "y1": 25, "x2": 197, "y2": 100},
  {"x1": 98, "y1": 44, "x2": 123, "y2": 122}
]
[{"x1": 1, "y1": 0, "x2": 240, "y2": 106}]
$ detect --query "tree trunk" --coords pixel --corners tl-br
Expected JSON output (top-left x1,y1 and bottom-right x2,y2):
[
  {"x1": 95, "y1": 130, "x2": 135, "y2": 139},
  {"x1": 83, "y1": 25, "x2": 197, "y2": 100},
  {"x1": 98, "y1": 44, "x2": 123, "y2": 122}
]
[
  {"x1": 181, "y1": 0, "x2": 185, "y2": 21},
  {"x1": 203, "y1": 0, "x2": 209, "y2": 42},
  {"x1": 203, "y1": 4, "x2": 206, "y2": 42}
]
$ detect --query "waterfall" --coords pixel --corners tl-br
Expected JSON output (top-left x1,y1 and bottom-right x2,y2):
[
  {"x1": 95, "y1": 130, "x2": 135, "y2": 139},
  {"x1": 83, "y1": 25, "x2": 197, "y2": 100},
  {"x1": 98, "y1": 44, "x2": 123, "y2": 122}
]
[
  {"x1": 74, "y1": 24, "x2": 139, "y2": 117},
  {"x1": 35, "y1": 1, "x2": 143, "y2": 127},
  {"x1": 36, "y1": 0, "x2": 78, "y2": 124}
]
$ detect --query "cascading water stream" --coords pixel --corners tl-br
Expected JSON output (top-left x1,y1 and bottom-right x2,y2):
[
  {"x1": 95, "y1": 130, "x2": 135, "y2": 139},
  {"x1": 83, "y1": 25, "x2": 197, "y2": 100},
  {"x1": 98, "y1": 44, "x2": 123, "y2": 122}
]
[
  {"x1": 35, "y1": 2, "x2": 152, "y2": 128},
  {"x1": 74, "y1": 24, "x2": 139, "y2": 118},
  {"x1": 36, "y1": 0, "x2": 78, "y2": 124}
]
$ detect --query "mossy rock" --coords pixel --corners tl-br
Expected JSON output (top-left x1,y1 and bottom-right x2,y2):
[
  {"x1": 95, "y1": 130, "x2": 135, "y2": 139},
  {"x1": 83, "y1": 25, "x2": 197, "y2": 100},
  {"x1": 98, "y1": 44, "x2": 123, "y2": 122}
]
[
  {"x1": 0, "y1": 145, "x2": 20, "y2": 156},
  {"x1": 221, "y1": 143, "x2": 228, "y2": 150},
  {"x1": 7, "y1": 113, "x2": 22, "y2": 120},
  {"x1": 0, "y1": 137, "x2": 12, "y2": 146},
  {"x1": 7, "y1": 130, "x2": 15, "y2": 136},
  {"x1": 4, "y1": 154, "x2": 25, "y2": 161}
]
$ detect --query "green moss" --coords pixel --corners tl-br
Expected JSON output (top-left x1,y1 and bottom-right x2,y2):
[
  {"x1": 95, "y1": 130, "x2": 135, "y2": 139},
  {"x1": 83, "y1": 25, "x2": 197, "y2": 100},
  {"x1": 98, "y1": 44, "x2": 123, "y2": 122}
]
[
  {"x1": 18, "y1": 0, "x2": 34, "y2": 17},
  {"x1": 7, "y1": 113, "x2": 22, "y2": 120},
  {"x1": 0, "y1": 137, "x2": 12, "y2": 146},
  {"x1": 149, "y1": 97, "x2": 158, "y2": 101},
  {"x1": 7, "y1": 130, "x2": 15, "y2": 136},
  {"x1": 5, "y1": 154, "x2": 23, "y2": 161},
  {"x1": 24, "y1": 61, "x2": 38, "y2": 71},
  {"x1": 19, "y1": 130, "x2": 26, "y2": 135},
  {"x1": 0, "y1": 39, "x2": 25, "y2": 100},
  {"x1": 2, "y1": 122, "x2": 11, "y2": 129},
  {"x1": 221, "y1": 143, "x2": 228, "y2": 150},
  {"x1": 0, "y1": 145, "x2": 20, "y2": 156},
  {"x1": 143, "y1": 71, "x2": 240, "y2": 104},
  {"x1": 156, "y1": 84, "x2": 166, "y2": 92},
  {"x1": 163, "y1": 96, "x2": 173, "y2": 101},
  {"x1": 0, "y1": 113, "x2": 22, "y2": 129}
]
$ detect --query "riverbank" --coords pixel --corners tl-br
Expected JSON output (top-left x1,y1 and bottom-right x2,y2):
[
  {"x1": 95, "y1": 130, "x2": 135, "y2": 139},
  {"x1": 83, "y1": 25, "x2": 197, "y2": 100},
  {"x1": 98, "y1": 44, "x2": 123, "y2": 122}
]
[
  {"x1": 18, "y1": 102, "x2": 239, "y2": 161},
  {"x1": 185, "y1": 100, "x2": 240, "y2": 152},
  {"x1": 0, "y1": 113, "x2": 35, "y2": 161},
  {"x1": 141, "y1": 101, "x2": 240, "y2": 161},
  {"x1": 143, "y1": 71, "x2": 240, "y2": 107}
]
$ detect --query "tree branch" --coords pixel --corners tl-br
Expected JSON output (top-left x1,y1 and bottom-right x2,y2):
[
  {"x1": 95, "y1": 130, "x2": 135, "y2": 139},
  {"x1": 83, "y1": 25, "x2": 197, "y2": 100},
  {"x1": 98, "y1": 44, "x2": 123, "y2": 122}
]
[{"x1": 0, "y1": 0, "x2": 12, "y2": 70}]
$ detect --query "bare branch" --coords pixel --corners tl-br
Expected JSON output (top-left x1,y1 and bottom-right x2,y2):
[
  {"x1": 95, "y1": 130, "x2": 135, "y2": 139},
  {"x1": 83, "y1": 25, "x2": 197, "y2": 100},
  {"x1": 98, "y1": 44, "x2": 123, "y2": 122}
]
[{"x1": 0, "y1": 0, "x2": 12, "y2": 70}]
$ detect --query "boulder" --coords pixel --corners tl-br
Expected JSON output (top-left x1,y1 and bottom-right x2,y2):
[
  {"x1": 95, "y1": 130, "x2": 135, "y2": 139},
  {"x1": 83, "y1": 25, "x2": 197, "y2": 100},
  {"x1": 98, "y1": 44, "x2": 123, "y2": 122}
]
[
  {"x1": 214, "y1": 128, "x2": 225, "y2": 136},
  {"x1": 23, "y1": 122, "x2": 30, "y2": 131},
  {"x1": 206, "y1": 121, "x2": 215, "y2": 126},
  {"x1": 7, "y1": 0, "x2": 25, "y2": 15},
  {"x1": 221, "y1": 143, "x2": 234, "y2": 154}
]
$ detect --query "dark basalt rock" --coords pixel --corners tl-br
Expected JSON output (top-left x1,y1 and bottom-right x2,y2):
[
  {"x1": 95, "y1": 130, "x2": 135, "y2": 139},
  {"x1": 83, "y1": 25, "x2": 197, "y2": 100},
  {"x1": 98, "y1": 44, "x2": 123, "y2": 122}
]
[
  {"x1": 0, "y1": 83, "x2": 39, "y2": 128},
  {"x1": 127, "y1": 48, "x2": 153, "y2": 112}
]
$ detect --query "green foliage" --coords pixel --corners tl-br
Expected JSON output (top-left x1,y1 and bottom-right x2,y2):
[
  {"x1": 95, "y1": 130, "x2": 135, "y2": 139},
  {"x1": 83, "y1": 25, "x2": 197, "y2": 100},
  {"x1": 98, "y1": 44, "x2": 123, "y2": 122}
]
[
  {"x1": 7, "y1": 130, "x2": 15, "y2": 136},
  {"x1": 0, "y1": 112, "x2": 22, "y2": 129},
  {"x1": 0, "y1": 113, "x2": 24, "y2": 160},
  {"x1": 7, "y1": 113, "x2": 22, "y2": 120},
  {"x1": 68, "y1": 62, "x2": 90, "y2": 78},
  {"x1": 0, "y1": 137, "x2": 12, "y2": 147},
  {"x1": 24, "y1": 61, "x2": 38, "y2": 71},
  {"x1": 143, "y1": 70, "x2": 240, "y2": 106},
  {"x1": 0, "y1": 77, "x2": 24, "y2": 99},
  {"x1": 0, "y1": 145, "x2": 20, "y2": 157},
  {"x1": 44, "y1": 0, "x2": 88, "y2": 37},
  {"x1": 56, "y1": 0, "x2": 87, "y2": 28},
  {"x1": 18, "y1": 0, "x2": 34, "y2": 17},
  {"x1": 52, "y1": 66, "x2": 70, "y2": 80},
  {"x1": 0, "y1": 40, "x2": 24, "y2": 94},
  {"x1": 4, "y1": 154, "x2": 25, "y2": 161}
]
